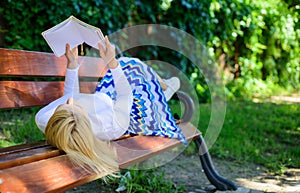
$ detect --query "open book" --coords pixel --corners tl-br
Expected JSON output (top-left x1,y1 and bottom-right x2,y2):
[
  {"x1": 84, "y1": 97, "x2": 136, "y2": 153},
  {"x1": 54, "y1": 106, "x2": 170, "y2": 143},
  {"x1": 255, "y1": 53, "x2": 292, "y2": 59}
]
[{"x1": 42, "y1": 16, "x2": 105, "y2": 57}]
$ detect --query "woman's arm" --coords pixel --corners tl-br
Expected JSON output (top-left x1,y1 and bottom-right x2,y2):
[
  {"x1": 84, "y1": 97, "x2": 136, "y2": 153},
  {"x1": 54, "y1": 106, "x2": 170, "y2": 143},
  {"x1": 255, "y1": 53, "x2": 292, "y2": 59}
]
[
  {"x1": 99, "y1": 37, "x2": 133, "y2": 136},
  {"x1": 36, "y1": 45, "x2": 79, "y2": 132},
  {"x1": 64, "y1": 44, "x2": 80, "y2": 95},
  {"x1": 110, "y1": 65, "x2": 133, "y2": 133}
]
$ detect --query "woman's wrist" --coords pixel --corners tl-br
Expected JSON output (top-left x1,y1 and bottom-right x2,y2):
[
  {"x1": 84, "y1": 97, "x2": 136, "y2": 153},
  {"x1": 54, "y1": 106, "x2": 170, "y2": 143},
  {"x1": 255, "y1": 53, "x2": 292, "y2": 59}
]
[
  {"x1": 108, "y1": 58, "x2": 119, "y2": 69},
  {"x1": 67, "y1": 62, "x2": 79, "y2": 69}
]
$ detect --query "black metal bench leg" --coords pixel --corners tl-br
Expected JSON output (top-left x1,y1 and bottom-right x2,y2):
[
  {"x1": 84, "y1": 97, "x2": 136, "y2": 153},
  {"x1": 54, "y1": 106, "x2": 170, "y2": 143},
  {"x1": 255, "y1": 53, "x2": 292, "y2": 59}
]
[{"x1": 194, "y1": 136, "x2": 238, "y2": 191}]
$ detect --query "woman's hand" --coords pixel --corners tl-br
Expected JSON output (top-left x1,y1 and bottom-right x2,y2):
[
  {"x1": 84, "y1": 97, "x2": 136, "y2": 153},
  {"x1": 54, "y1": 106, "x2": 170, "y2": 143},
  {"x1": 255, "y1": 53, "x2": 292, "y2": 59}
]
[
  {"x1": 99, "y1": 36, "x2": 119, "y2": 69},
  {"x1": 65, "y1": 44, "x2": 79, "y2": 69}
]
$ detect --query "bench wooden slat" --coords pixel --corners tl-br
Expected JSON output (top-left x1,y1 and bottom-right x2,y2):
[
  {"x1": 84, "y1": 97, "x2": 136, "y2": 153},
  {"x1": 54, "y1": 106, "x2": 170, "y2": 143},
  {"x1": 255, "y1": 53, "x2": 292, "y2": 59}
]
[
  {"x1": 0, "y1": 141, "x2": 47, "y2": 155},
  {"x1": 0, "y1": 123, "x2": 200, "y2": 193},
  {"x1": 0, "y1": 81, "x2": 100, "y2": 109},
  {"x1": 0, "y1": 48, "x2": 107, "y2": 78},
  {"x1": 0, "y1": 146, "x2": 62, "y2": 170},
  {"x1": 0, "y1": 155, "x2": 100, "y2": 193},
  {"x1": 117, "y1": 122, "x2": 199, "y2": 168},
  {"x1": 0, "y1": 48, "x2": 66, "y2": 77},
  {"x1": 0, "y1": 81, "x2": 64, "y2": 108}
]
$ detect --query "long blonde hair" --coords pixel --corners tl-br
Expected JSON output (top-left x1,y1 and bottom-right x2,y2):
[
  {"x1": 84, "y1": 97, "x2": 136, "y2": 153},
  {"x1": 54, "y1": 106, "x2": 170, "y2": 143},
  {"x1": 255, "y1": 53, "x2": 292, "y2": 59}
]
[{"x1": 45, "y1": 109, "x2": 119, "y2": 180}]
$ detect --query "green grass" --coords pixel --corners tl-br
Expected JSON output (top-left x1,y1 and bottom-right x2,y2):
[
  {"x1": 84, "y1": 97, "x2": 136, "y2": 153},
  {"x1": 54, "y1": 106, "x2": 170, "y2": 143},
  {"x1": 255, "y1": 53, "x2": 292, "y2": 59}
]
[
  {"x1": 102, "y1": 169, "x2": 185, "y2": 193},
  {"x1": 198, "y1": 100, "x2": 300, "y2": 175},
  {"x1": 0, "y1": 108, "x2": 45, "y2": 147}
]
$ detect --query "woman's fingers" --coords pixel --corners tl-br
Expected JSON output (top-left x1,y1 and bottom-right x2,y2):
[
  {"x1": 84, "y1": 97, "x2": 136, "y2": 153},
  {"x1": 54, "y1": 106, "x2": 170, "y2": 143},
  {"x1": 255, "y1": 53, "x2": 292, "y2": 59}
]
[
  {"x1": 98, "y1": 36, "x2": 118, "y2": 69},
  {"x1": 99, "y1": 36, "x2": 112, "y2": 57},
  {"x1": 65, "y1": 44, "x2": 71, "y2": 59},
  {"x1": 65, "y1": 44, "x2": 78, "y2": 58},
  {"x1": 98, "y1": 42, "x2": 105, "y2": 57},
  {"x1": 65, "y1": 43, "x2": 79, "y2": 69},
  {"x1": 71, "y1": 46, "x2": 78, "y2": 55},
  {"x1": 105, "y1": 36, "x2": 110, "y2": 47},
  {"x1": 66, "y1": 44, "x2": 70, "y2": 53},
  {"x1": 105, "y1": 36, "x2": 114, "y2": 52}
]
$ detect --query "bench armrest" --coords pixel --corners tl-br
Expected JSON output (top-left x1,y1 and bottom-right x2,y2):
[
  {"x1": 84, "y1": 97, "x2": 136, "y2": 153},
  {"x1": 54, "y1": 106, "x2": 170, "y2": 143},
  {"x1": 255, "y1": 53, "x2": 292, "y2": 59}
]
[{"x1": 171, "y1": 91, "x2": 195, "y2": 123}]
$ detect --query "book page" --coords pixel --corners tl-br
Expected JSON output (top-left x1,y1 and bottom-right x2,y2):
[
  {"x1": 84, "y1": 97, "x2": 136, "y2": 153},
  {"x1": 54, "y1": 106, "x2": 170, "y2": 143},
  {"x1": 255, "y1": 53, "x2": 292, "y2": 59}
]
[
  {"x1": 42, "y1": 16, "x2": 105, "y2": 57},
  {"x1": 43, "y1": 21, "x2": 83, "y2": 56},
  {"x1": 72, "y1": 18, "x2": 105, "y2": 50},
  {"x1": 73, "y1": 21, "x2": 103, "y2": 50}
]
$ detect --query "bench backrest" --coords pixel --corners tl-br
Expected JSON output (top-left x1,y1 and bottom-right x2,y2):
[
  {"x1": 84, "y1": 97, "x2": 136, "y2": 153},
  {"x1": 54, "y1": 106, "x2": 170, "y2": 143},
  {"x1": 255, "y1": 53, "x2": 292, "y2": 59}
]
[{"x1": 0, "y1": 48, "x2": 108, "y2": 109}]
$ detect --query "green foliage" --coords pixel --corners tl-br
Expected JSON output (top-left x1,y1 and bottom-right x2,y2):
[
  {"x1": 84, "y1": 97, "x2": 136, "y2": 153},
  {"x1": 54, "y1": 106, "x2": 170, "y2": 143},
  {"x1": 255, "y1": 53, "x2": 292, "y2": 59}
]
[
  {"x1": 0, "y1": 0, "x2": 299, "y2": 99},
  {"x1": 227, "y1": 0, "x2": 300, "y2": 94},
  {"x1": 0, "y1": 0, "x2": 131, "y2": 51}
]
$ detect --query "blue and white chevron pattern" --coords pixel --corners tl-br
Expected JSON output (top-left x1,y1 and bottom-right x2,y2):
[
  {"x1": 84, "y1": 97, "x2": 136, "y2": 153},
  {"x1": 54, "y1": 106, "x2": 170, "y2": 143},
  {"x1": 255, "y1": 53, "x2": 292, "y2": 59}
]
[{"x1": 95, "y1": 57, "x2": 187, "y2": 144}]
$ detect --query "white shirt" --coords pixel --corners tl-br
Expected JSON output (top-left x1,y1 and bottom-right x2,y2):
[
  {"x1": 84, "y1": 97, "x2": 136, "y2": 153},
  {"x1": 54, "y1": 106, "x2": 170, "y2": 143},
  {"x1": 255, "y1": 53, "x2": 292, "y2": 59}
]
[{"x1": 35, "y1": 61, "x2": 133, "y2": 141}]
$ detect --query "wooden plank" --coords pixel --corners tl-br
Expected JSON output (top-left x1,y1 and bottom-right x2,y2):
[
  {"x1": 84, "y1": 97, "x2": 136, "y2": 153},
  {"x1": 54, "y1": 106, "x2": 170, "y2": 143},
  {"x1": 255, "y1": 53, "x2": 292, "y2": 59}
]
[
  {"x1": 0, "y1": 155, "x2": 100, "y2": 193},
  {"x1": 0, "y1": 48, "x2": 66, "y2": 77},
  {"x1": 0, "y1": 48, "x2": 107, "y2": 78},
  {"x1": 0, "y1": 123, "x2": 200, "y2": 193},
  {"x1": 0, "y1": 142, "x2": 53, "y2": 170},
  {"x1": 0, "y1": 141, "x2": 47, "y2": 155},
  {"x1": 0, "y1": 81, "x2": 64, "y2": 109},
  {"x1": 117, "y1": 122, "x2": 200, "y2": 168},
  {"x1": 0, "y1": 146, "x2": 62, "y2": 170},
  {"x1": 0, "y1": 81, "x2": 100, "y2": 109}
]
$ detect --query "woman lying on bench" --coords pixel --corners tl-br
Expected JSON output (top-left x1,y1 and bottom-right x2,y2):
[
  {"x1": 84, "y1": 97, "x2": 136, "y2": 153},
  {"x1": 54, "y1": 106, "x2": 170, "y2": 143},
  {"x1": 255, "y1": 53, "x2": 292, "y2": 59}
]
[{"x1": 35, "y1": 36, "x2": 187, "y2": 179}]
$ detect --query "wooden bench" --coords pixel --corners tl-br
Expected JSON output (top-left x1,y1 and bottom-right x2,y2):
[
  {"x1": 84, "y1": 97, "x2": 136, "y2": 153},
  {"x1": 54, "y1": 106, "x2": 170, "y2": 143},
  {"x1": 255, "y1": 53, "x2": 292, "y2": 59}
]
[{"x1": 0, "y1": 48, "x2": 237, "y2": 192}]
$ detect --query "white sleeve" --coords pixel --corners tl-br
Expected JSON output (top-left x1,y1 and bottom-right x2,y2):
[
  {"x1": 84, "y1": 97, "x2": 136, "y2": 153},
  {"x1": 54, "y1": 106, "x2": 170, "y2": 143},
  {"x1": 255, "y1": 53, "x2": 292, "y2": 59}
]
[
  {"x1": 35, "y1": 67, "x2": 79, "y2": 133},
  {"x1": 35, "y1": 96, "x2": 69, "y2": 133},
  {"x1": 64, "y1": 67, "x2": 79, "y2": 95},
  {"x1": 109, "y1": 64, "x2": 133, "y2": 137}
]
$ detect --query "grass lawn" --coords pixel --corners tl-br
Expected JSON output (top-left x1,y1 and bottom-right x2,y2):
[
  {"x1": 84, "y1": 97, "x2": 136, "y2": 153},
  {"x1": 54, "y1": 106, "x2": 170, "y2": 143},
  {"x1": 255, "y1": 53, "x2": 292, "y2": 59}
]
[
  {"x1": 1, "y1": 99, "x2": 299, "y2": 176},
  {"x1": 0, "y1": 107, "x2": 45, "y2": 147},
  {"x1": 198, "y1": 100, "x2": 300, "y2": 175}
]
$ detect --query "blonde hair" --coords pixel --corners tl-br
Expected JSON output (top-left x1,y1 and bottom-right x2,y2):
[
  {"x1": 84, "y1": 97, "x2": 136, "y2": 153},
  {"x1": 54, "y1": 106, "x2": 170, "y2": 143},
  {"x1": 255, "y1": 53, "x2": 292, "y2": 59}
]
[{"x1": 45, "y1": 109, "x2": 119, "y2": 180}]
